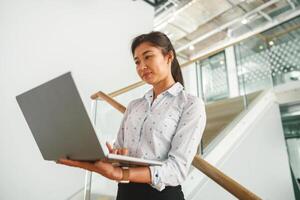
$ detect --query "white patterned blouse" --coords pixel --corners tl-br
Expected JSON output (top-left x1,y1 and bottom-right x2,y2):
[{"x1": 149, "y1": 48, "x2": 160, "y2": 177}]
[{"x1": 114, "y1": 82, "x2": 206, "y2": 191}]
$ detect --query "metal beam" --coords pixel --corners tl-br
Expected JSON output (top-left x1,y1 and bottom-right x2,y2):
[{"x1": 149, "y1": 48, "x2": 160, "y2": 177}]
[
  {"x1": 258, "y1": 10, "x2": 273, "y2": 22},
  {"x1": 175, "y1": 0, "x2": 281, "y2": 53},
  {"x1": 156, "y1": 0, "x2": 168, "y2": 7},
  {"x1": 143, "y1": 0, "x2": 155, "y2": 7},
  {"x1": 155, "y1": 0, "x2": 172, "y2": 14},
  {"x1": 287, "y1": 0, "x2": 296, "y2": 10},
  {"x1": 143, "y1": 0, "x2": 168, "y2": 7},
  {"x1": 185, "y1": 8, "x2": 300, "y2": 65}
]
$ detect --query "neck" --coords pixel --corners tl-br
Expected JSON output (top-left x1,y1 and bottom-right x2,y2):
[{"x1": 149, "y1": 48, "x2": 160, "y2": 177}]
[{"x1": 152, "y1": 77, "x2": 176, "y2": 99}]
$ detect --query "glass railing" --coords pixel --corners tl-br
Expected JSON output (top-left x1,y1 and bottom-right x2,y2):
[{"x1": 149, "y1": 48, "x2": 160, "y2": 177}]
[
  {"x1": 198, "y1": 51, "x2": 229, "y2": 103},
  {"x1": 93, "y1": 84, "x2": 152, "y2": 147},
  {"x1": 234, "y1": 16, "x2": 300, "y2": 95}
]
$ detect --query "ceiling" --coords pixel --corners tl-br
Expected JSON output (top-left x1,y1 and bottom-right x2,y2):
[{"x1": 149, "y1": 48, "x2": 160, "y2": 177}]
[{"x1": 141, "y1": 0, "x2": 300, "y2": 62}]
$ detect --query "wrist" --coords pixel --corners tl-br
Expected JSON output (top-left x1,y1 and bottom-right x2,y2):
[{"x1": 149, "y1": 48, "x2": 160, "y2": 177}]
[
  {"x1": 121, "y1": 167, "x2": 130, "y2": 181},
  {"x1": 114, "y1": 167, "x2": 130, "y2": 183},
  {"x1": 114, "y1": 167, "x2": 123, "y2": 181}
]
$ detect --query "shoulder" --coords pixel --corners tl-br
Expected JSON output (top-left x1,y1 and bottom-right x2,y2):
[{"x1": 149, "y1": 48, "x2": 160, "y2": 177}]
[
  {"x1": 178, "y1": 90, "x2": 205, "y2": 111},
  {"x1": 175, "y1": 92, "x2": 206, "y2": 123},
  {"x1": 125, "y1": 97, "x2": 144, "y2": 112}
]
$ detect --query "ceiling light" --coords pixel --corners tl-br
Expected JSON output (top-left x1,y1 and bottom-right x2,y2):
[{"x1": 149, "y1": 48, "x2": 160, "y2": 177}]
[
  {"x1": 189, "y1": 45, "x2": 195, "y2": 51},
  {"x1": 241, "y1": 18, "x2": 249, "y2": 24},
  {"x1": 269, "y1": 41, "x2": 274, "y2": 46},
  {"x1": 259, "y1": 45, "x2": 264, "y2": 50}
]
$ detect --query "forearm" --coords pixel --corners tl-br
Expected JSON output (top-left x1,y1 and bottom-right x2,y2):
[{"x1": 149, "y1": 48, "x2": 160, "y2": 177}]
[{"x1": 125, "y1": 167, "x2": 152, "y2": 184}]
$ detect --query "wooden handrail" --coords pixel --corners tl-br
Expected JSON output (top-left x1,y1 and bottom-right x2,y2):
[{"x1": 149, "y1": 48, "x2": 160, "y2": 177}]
[
  {"x1": 192, "y1": 155, "x2": 261, "y2": 200},
  {"x1": 90, "y1": 90, "x2": 262, "y2": 200},
  {"x1": 91, "y1": 91, "x2": 126, "y2": 113}
]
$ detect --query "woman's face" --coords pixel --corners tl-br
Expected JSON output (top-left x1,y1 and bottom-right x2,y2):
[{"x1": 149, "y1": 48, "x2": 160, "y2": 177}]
[{"x1": 133, "y1": 42, "x2": 173, "y2": 85}]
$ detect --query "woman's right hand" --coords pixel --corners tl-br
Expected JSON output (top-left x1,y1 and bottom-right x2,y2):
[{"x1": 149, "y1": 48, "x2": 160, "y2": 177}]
[{"x1": 106, "y1": 142, "x2": 128, "y2": 155}]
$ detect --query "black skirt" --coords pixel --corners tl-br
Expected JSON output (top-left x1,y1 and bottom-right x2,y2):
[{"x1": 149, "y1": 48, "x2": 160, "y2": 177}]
[{"x1": 116, "y1": 182, "x2": 185, "y2": 200}]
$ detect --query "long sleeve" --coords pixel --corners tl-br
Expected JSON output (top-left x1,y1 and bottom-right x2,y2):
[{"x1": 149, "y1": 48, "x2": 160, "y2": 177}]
[{"x1": 149, "y1": 97, "x2": 206, "y2": 191}]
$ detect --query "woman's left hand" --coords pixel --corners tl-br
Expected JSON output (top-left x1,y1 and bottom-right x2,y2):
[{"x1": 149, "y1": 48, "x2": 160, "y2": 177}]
[{"x1": 57, "y1": 158, "x2": 122, "y2": 181}]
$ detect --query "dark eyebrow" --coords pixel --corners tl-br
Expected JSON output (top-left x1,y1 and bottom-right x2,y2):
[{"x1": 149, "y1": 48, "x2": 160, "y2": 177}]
[{"x1": 134, "y1": 50, "x2": 153, "y2": 61}]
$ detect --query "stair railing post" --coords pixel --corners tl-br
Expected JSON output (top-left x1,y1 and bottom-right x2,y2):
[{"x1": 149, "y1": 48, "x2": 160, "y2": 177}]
[{"x1": 83, "y1": 100, "x2": 98, "y2": 200}]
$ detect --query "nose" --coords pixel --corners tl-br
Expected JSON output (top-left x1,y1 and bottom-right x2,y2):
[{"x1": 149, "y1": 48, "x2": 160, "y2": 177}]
[{"x1": 137, "y1": 60, "x2": 147, "y2": 71}]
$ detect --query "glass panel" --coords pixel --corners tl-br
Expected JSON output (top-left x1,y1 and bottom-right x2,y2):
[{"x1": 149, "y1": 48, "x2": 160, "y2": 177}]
[
  {"x1": 234, "y1": 36, "x2": 273, "y2": 96},
  {"x1": 195, "y1": 61, "x2": 204, "y2": 100},
  {"x1": 93, "y1": 99, "x2": 123, "y2": 148},
  {"x1": 200, "y1": 51, "x2": 229, "y2": 102},
  {"x1": 266, "y1": 21, "x2": 300, "y2": 86},
  {"x1": 234, "y1": 15, "x2": 300, "y2": 96},
  {"x1": 94, "y1": 84, "x2": 151, "y2": 147},
  {"x1": 280, "y1": 103, "x2": 300, "y2": 198}
]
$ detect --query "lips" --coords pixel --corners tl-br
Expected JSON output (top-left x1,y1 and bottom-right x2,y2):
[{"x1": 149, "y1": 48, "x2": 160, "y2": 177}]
[{"x1": 142, "y1": 72, "x2": 152, "y2": 78}]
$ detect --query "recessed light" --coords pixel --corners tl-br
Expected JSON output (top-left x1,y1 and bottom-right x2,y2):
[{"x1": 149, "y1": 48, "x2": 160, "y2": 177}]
[
  {"x1": 189, "y1": 45, "x2": 195, "y2": 51},
  {"x1": 241, "y1": 18, "x2": 249, "y2": 24}
]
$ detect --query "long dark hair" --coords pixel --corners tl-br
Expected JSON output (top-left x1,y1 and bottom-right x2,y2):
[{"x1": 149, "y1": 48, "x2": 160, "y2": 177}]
[{"x1": 131, "y1": 31, "x2": 184, "y2": 87}]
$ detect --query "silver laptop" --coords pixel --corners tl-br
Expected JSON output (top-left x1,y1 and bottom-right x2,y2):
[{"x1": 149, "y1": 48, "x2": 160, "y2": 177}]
[{"x1": 16, "y1": 72, "x2": 162, "y2": 167}]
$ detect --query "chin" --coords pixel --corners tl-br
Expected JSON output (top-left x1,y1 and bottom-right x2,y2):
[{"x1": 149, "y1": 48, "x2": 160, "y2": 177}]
[{"x1": 143, "y1": 78, "x2": 157, "y2": 85}]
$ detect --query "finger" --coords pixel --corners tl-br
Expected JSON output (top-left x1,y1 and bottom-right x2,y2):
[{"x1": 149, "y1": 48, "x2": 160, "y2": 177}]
[
  {"x1": 112, "y1": 149, "x2": 117, "y2": 154},
  {"x1": 117, "y1": 149, "x2": 123, "y2": 155},
  {"x1": 122, "y1": 148, "x2": 129, "y2": 155},
  {"x1": 106, "y1": 142, "x2": 113, "y2": 153},
  {"x1": 117, "y1": 149, "x2": 121, "y2": 155},
  {"x1": 118, "y1": 149, "x2": 123, "y2": 155},
  {"x1": 119, "y1": 148, "x2": 128, "y2": 155}
]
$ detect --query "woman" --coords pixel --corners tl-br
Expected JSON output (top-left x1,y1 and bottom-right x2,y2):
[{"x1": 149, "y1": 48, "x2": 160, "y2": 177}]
[{"x1": 58, "y1": 31, "x2": 206, "y2": 200}]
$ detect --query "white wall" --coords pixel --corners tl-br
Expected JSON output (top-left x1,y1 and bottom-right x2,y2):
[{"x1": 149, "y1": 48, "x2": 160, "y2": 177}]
[
  {"x1": 189, "y1": 102, "x2": 294, "y2": 200},
  {"x1": 0, "y1": 0, "x2": 153, "y2": 199},
  {"x1": 181, "y1": 63, "x2": 198, "y2": 97},
  {"x1": 225, "y1": 46, "x2": 239, "y2": 98}
]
